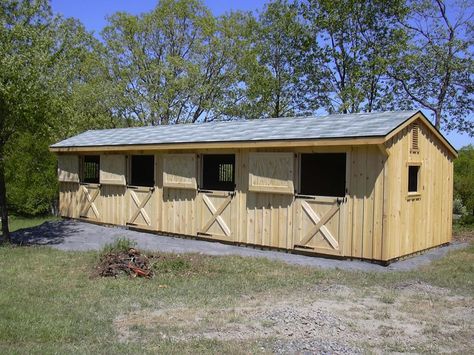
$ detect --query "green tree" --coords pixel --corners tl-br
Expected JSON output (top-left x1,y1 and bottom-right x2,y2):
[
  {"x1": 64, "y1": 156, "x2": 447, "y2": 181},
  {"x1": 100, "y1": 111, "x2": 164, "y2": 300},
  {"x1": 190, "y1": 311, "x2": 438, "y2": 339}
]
[
  {"x1": 102, "y1": 0, "x2": 248, "y2": 125},
  {"x1": 233, "y1": 0, "x2": 313, "y2": 119},
  {"x1": 301, "y1": 0, "x2": 407, "y2": 114},
  {"x1": 0, "y1": 0, "x2": 56, "y2": 241},
  {"x1": 0, "y1": 0, "x2": 113, "y2": 241},
  {"x1": 454, "y1": 145, "x2": 474, "y2": 215},
  {"x1": 390, "y1": 0, "x2": 473, "y2": 135}
]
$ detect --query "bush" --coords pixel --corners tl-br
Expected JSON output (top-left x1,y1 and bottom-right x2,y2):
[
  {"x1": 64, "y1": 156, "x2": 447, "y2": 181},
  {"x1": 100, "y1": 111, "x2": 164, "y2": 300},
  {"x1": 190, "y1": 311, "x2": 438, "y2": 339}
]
[
  {"x1": 458, "y1": 214, "x2": 474, "y2": 226},
  {"x1": 454, "y1": 145, "x2": 474, "y2": 216},
  {"x1": 5, "y1": 133, "x2": 58, "y2": 216},
  {"x1": 453, "y1": 198, "x2": 467, "y2": 215},
  {"x1": 100, "y1": 238, "x2": 136, "y2": 255}
]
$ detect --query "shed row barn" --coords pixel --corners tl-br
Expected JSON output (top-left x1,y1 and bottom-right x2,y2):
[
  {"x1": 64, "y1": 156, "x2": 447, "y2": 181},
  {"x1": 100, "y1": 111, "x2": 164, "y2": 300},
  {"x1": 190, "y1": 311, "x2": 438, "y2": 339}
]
[{"x1": 50, "y1": 110, "x2": 457, "y2": 262}]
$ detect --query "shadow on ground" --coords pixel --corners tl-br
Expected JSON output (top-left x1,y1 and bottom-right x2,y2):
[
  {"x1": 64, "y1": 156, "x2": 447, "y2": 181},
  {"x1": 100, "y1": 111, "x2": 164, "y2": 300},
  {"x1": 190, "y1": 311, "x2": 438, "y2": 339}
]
[{"x1": 11, "y1": 220, "x2": 82, "y2": 246}]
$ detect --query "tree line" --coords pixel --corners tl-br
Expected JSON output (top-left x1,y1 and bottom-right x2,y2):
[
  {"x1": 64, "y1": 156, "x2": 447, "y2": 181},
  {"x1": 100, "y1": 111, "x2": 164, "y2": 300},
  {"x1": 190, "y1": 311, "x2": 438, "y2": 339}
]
[{"x1": 0, "y1": 0, "x2": 472, "y2": 241}]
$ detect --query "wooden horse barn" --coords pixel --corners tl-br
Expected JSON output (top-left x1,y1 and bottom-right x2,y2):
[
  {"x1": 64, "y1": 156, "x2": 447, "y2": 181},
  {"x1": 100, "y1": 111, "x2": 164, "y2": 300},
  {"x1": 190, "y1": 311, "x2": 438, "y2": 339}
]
[{"x1": 50, "y1": 110, "x2": 457, "y2": 263}]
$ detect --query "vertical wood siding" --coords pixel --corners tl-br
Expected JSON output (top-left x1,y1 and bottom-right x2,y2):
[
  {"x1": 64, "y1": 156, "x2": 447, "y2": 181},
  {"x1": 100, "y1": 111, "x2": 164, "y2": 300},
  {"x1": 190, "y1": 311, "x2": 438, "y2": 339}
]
[
  {"x1": 58, "y1": 121, "x2": 453, "y2": 261},
  {"x1": 383, "y1": 119, "x2": 453, "y2": 260}
]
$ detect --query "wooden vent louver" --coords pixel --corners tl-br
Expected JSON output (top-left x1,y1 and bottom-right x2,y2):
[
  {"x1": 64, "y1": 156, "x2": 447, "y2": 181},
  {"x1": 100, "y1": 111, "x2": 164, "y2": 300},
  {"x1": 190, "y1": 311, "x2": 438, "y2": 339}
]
[{"x1": 411, "y1": 123, "x2": 419, "y2": 153}]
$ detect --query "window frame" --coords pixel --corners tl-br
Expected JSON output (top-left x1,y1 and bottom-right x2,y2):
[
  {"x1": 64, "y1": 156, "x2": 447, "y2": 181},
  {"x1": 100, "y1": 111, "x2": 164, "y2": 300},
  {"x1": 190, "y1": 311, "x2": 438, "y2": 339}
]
[
  {"x1": 297, "y1": 152, "x2": 347, "y2": 198},
  {"x1": 200, "y1": 154, "x2": 236, "y2": 192},
  {"x1": 80, "y1": 155, "x2": 100, "y2": 184},
  {"x1": 128, "y1": 154, "x2": 155, "y2": 188}
]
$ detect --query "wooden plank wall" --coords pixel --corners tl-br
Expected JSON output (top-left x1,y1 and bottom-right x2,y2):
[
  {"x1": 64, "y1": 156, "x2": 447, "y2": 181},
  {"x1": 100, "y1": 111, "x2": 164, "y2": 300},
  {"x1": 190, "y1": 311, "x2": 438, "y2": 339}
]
[
  {"x1": 346, "y1": 146, "x2": 386, "y2": 260},
  {"x1": 383, "y1": 119, "x2": 454, "y2": 260},
  {"x1": 58, "y1": 147, "x2": 385, "y2": 259},
  {"x1": 58, "y1": 135, "x2": 452, "y2": 261}
]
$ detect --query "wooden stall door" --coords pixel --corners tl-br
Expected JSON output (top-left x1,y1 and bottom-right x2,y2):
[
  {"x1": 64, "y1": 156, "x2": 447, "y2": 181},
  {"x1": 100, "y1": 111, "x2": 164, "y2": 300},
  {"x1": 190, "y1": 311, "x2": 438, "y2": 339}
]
[
  {"x1": 127, "y1": 186, "x2": 156, "y2": 230},
  {"x1": 162, "y1": 154, "x2": 198, "y2": 235},
  {"x1": 79, "y1": 184, "x2": 101, "y2": 221},
  {"x1": 197, "y1": 190, "x2": 237, "y2": 242},
  {"x1": 293, "y1": 196, "x2": 345, "y2": 256}
]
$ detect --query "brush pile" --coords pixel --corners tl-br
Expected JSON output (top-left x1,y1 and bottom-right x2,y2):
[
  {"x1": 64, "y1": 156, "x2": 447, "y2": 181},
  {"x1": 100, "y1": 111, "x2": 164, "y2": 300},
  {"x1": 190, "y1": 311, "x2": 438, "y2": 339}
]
[{"x1": 95, "y1": 247, "x2": 154, "y2": 278}]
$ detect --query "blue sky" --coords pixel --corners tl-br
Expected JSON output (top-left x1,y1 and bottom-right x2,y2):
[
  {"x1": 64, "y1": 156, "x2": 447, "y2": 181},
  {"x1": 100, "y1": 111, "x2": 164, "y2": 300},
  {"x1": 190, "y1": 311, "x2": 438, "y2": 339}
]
[{"x1": 50, "y1": 0, "x2": 472, "y2": 149}]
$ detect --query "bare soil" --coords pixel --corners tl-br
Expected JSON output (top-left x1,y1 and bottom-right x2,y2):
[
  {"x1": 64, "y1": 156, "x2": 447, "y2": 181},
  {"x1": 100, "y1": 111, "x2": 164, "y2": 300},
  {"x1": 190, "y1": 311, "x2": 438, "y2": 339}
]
[{"x1": 113, "y1": 281, "x2": 473, "y2": 354}]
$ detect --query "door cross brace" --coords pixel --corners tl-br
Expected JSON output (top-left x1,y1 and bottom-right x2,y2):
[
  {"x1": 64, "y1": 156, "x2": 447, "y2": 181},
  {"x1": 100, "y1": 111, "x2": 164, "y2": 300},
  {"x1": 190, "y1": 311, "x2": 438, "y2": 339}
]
[
  {"x1": 81, "y1": 186, "x2": 100, "y2": 219},
  {"x1": 296, "y1": 200, "x2": 340, "y2": 249},
  {"x1": 201, "y1": 194, "x2": 232, "y2": 237},
  {"x1": 128, "y1": 189, "x2": 153, "y2": 226}
]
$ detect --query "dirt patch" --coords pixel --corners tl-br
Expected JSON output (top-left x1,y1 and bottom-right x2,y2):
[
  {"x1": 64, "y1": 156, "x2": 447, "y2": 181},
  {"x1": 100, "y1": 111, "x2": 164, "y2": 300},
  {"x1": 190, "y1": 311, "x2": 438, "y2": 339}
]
[
  {"x1": 453, "y1": 227, "x2": 474, "y2": 243},
  {"x1": 113, "y1": 281, "x2": 473, "y2": 353}
]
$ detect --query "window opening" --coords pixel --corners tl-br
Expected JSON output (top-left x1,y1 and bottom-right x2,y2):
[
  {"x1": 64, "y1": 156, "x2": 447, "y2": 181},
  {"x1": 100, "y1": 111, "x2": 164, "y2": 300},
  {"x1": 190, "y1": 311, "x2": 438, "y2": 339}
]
[
  {"x1": 202, "y1": 154, "x2": 235, "y2": 191},
  {"x1": 299, "y1": 153, "x2": 346, "y2": 197},
  {"x1": 130, "y1": 155, "x2": 155, "y2": 187},
  {"x1": 408, "y1": 165, "x2": 419, "y2": 193},
  {"x1": 82, "y1": 155, "x2": 100, "y2": 183}
]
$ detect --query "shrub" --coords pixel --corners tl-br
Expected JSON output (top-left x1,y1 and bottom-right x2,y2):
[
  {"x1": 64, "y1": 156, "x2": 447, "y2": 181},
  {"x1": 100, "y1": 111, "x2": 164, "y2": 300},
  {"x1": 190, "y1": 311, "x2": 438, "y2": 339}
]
[
  {"x1": 100, "y1": 238, "x2": 136, "y2": 255},
  {"x1": 454, "y1": 145, "x2": 474, "y2": 216},
  {"x1": 453, "y1": 198, "x2": 467, "y2": 215}
]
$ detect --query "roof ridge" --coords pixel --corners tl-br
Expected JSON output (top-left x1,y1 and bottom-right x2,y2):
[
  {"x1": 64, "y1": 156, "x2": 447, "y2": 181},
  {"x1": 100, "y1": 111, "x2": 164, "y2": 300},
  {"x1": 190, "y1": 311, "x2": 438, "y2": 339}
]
[{"x1": 76, "y1": 109, "x2": 419, "y2": 134}]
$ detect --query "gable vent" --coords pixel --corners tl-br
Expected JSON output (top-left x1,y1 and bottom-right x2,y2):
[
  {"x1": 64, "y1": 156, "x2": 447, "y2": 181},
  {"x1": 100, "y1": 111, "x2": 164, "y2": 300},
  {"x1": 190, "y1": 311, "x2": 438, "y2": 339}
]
[{"x1": 411, "y1": 123, "x2": 419, "y2": 152}]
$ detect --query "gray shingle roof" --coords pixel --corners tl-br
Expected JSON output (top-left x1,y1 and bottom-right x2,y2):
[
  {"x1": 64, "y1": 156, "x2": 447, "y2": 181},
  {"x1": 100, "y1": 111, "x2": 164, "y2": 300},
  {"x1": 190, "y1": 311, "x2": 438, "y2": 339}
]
[{"x1": 51, "y1": 110, "x2": 419, "y2": 148}]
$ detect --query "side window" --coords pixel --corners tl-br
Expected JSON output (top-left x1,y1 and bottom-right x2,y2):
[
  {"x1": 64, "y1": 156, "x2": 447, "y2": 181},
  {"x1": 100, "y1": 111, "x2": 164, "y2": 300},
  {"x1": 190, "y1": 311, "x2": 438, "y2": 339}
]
[
  {"x1": 81, "y1": 155, "x2": 100, "y2": 184},
  {"x1": 202, "y1": 154, "x2": 235, "y2": 191},
  {"x1": 130, "y1": 155, "x2": 155, "y2": 187},
  {"x1": 408, "y1": 165, "x2": 420, "y2": 193},
  {"x1": 299, "y1": 153, "x2": 346, "y2": 197}
]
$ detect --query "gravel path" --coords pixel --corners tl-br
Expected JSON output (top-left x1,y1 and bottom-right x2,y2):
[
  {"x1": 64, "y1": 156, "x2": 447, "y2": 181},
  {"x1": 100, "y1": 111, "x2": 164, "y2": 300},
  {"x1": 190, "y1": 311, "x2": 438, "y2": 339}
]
[{"x1": 11, "y1": 219, "x2": 466, "y2": 272}]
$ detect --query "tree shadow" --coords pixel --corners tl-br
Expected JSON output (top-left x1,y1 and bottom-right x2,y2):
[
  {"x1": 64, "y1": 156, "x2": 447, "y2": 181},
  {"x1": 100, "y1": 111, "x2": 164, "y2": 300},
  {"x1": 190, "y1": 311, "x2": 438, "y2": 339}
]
[{"x1": 10, "y1": 220, "x2": 83, "y2": 246}]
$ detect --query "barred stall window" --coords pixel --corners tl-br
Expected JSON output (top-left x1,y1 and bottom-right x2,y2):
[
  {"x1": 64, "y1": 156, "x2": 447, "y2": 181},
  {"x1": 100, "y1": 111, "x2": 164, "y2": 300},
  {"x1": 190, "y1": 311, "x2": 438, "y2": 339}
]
[
  {"x1": 130, "y1": 155, "x2": 155, "y2": 187},
  {"x1": 202, "y1": 154, "x2": 235, "y2": 191},
  {"x1": 300, "y1": 153, "x2": 346, "y2": 197},
  {"x1": 82, "y1": 155, "x2": 100, "y2": 184}
]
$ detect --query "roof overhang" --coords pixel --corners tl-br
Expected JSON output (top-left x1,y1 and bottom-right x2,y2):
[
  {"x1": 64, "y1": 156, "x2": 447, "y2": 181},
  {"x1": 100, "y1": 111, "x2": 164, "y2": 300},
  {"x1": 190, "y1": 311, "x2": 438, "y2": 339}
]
[
  {"x1": 49, "y1": 111, "x2": 458, "y2": 158},
  {"x1": 49, "y1": 136, "x2": 386, "y2": 153}
]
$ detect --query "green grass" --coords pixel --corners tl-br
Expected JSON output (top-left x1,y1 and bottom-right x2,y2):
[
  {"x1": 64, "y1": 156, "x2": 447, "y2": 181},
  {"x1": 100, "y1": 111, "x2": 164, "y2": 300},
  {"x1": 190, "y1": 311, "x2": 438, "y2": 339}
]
[
  {"x1": 0, "y1": 241, "x2": 472, "y2": 353},
  {"x1": 0, "y1": 219, "x2": 472, "y2": 352}
]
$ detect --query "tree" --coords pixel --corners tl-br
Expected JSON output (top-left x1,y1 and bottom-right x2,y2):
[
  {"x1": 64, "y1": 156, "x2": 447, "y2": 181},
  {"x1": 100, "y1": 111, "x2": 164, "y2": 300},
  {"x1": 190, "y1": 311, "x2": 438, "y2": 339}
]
[
  {"x1": 0, "y1": 0, "x2": 56, "y2": 241},
  {"x1": 0, "y1": 0, "x2": 111, "y2": 242},
  {"x1": 301, "y1": 0, "x2": 407, "y2": 114},
  {"x1": 390, "y1": 0, "x2": 474, "y2": 135},
  {"x1": 102, "y1": 0, "x2": 249, "y2": 125},
  {"x1": 232, "y1": 0, "x2": 313, "y2": 119},
  {"x1": 454, "y1": 145, "x2": 474, "y2": 215}
]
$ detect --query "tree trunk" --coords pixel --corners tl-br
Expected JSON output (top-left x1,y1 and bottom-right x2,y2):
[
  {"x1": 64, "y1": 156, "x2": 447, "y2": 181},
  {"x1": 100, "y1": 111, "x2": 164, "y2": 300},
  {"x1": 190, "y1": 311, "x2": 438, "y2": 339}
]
[
  {"x1": 435, "y1": 109, "x2": 441, "y2": 130},
  {"x1": 0, "y1": 149, "x2": 10, "y2": 243}
]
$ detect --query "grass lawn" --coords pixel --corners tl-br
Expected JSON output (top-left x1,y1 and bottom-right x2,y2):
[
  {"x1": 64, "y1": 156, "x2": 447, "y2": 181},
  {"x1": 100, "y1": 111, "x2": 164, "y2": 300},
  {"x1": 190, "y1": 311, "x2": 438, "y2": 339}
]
[{"x1": 0, "y1": 222, "x2": 472, "y2": 353}]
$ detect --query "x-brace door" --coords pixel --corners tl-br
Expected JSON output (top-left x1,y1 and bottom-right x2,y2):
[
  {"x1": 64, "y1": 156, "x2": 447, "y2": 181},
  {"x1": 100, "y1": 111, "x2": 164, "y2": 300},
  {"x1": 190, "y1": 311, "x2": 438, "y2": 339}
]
[
  {"x1": 128, "y1": 187, "x2": 154, "y2": 228},
  {"x1": 198, "y1": 190, "x2": 235, "y2": 240},
  {"x1": 80, "y1": 184, "x2": 101, "y2": 220},
  {"x1": 294, "y1": 197, "x2": 344, "y2": 255}
]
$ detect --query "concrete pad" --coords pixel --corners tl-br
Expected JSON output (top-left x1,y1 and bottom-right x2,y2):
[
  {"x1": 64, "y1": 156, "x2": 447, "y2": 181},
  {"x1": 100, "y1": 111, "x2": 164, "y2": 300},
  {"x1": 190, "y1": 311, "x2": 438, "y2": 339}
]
[{"x1": 11, "y1": 219, "x2": 467, "y2": 272}]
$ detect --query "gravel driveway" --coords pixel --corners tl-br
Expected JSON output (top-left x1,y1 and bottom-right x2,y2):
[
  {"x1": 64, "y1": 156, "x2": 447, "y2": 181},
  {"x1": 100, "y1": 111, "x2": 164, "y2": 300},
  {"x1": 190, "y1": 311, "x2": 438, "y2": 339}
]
[{"x1": 11, "y1": 219, "x2": 466, "y2": 272}]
